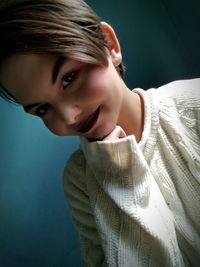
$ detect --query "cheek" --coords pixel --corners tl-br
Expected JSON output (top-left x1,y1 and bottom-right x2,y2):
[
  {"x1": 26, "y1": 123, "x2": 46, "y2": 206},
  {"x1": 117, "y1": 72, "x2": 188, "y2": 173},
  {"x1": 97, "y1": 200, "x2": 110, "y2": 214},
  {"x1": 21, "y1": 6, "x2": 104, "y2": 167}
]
[
  {"x1": 43, "y1": 120, "x2": 70, "y2": 136},
  {"x1": 84, "y1": 68, "x2": 109, "y2": 100}
]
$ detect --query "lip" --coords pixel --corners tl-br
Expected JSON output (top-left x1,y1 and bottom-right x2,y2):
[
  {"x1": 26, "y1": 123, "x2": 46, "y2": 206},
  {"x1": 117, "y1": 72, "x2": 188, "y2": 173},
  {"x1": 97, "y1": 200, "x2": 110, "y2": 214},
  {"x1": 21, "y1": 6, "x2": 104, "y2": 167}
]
[{"x1": 76, "y1": 107, "x2": 100, "y2": 134}]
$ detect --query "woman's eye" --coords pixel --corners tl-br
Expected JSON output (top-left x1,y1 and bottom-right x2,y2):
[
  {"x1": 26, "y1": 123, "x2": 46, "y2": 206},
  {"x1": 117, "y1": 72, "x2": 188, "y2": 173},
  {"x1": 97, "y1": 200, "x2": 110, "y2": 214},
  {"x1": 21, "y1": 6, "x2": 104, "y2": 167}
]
[
  {"x1": 35, "y1": 104, "x2": 50, "y2": 117},
  {"x1": 62, "y1": 71, "x2": 76, "y2": 89}
]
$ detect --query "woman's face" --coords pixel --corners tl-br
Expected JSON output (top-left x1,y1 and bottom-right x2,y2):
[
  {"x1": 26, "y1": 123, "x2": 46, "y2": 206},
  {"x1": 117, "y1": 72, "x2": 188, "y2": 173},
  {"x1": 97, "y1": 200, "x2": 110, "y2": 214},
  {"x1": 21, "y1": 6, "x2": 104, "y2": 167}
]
[{"x1": 0, "y1": 53, "x2": 126, "y2": 140}]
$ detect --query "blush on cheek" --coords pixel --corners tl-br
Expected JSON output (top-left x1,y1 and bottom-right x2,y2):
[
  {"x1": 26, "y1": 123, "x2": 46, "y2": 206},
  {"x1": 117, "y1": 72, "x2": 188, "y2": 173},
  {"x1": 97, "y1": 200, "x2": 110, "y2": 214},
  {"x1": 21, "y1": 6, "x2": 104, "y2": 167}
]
[
  {"x1": 91, "y1": 85, "x2": 104, "y2": 99},
  {"x1": 86, "y1": 68, "x2": 107, "y2": 100}
]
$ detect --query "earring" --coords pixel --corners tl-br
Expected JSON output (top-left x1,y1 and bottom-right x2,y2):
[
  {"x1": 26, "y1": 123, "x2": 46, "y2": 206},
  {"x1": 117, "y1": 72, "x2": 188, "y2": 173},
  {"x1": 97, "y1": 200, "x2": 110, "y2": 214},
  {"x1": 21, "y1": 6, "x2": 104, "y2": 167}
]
[{"x1": 113, "y1": 53, "x2": 122, "y2": 66}]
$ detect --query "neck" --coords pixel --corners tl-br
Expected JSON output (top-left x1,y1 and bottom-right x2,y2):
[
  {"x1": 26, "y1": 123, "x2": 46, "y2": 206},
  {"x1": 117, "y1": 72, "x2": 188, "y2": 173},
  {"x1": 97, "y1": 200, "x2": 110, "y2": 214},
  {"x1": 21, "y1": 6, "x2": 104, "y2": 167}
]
[{"x1": 118, "y1": 87, "x2": 144, "y2": 143}]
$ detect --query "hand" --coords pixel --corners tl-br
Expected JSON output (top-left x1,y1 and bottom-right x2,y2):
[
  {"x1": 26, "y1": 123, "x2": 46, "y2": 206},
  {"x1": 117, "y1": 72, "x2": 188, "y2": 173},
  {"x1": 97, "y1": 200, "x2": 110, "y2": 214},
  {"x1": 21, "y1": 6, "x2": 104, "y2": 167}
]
[{"x1": 103, "y1": 125, "x2": 127, "y2": 141}]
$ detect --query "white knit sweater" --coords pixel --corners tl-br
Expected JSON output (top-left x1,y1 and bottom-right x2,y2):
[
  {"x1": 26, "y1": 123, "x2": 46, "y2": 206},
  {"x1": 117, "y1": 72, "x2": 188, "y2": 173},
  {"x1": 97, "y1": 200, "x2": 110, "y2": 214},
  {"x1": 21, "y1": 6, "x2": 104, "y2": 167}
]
[{"x1": 63, "y1": 78, "x2": 200, "y2": 267}]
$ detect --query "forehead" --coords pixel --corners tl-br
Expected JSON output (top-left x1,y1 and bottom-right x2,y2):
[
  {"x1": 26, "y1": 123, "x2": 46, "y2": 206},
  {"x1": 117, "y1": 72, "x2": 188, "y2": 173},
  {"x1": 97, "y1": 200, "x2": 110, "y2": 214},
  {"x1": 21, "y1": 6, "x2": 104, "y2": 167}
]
[
  {"x1": 0, "y1": 54, "x2": 57, "y2": 102},
  {"x1": 1, "y1": 53, "x2": 56, "y2": 82}
]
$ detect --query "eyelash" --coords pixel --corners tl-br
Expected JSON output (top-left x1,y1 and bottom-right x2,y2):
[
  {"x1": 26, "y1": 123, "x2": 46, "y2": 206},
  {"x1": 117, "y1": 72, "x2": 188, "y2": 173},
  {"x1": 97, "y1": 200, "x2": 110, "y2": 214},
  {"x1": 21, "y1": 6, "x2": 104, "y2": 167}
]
[
  {"x1": 35, "y1": 104, "x2": 50, "y2": 117},
  {"x1": 35, "y1": 71, "x2": 76, "y2": 117},
  {"x1": 62, "y1": 71, "x2": 76, "y2": 89}
]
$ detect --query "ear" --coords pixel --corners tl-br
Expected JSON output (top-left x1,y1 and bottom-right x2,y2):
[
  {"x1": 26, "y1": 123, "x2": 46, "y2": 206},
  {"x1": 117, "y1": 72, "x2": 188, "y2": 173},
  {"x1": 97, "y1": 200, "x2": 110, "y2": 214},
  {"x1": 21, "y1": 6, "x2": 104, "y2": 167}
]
[{"x1": 101, "y1": 22, "x2": 122, "y2": 66}]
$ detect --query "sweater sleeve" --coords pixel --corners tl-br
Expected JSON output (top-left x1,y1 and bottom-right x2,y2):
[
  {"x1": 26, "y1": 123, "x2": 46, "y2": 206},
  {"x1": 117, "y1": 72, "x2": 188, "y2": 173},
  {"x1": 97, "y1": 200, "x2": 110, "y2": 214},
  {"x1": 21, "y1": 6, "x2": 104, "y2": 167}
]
[
  {"x1": 63, "y1": 149, "x2": 106, "y2": 267},
  {"x1": 80, "y1": 135, "x2": 185, "y2": 267}
]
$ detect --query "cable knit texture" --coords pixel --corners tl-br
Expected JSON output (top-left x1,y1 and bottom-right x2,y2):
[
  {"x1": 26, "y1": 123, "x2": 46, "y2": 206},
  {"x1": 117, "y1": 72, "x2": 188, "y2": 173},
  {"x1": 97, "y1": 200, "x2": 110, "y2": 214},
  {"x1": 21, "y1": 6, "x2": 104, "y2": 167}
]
[{"x1": 63, "y1": 78, "x2": 200, "y2": 267}]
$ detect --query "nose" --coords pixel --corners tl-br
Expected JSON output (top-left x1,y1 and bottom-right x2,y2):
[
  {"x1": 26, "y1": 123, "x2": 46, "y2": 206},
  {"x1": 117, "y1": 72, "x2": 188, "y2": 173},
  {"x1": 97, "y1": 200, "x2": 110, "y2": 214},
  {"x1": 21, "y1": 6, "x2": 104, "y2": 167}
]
[{"x1": 56, "y1": 101, "x2": 81, "y2": 126}]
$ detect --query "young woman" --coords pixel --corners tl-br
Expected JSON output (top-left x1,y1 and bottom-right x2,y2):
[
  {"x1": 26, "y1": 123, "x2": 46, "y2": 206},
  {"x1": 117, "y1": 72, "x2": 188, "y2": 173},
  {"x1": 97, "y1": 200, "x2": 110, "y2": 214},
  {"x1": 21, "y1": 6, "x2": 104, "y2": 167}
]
[{"x1": 0, "y1": 0, "x2": 199, "y2": 266}]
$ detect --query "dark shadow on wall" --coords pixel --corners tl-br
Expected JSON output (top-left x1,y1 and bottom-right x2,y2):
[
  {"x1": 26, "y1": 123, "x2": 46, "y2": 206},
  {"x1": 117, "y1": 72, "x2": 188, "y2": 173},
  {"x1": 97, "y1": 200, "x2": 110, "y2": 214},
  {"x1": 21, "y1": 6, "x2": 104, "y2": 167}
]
[{"x1": 88, "y1": 0, "x2": 200, "y2": 89}]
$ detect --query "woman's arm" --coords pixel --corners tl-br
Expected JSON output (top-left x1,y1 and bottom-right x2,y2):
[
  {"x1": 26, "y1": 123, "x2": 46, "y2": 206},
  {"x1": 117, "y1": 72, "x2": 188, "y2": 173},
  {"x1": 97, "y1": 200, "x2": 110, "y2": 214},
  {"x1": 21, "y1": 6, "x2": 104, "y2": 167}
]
[
  {"x1": 80, "y1": 135, "x2": 186, "y2": 267},
  {"x1": 63, "y1": 149, "x2": 106, "y2": 267}
]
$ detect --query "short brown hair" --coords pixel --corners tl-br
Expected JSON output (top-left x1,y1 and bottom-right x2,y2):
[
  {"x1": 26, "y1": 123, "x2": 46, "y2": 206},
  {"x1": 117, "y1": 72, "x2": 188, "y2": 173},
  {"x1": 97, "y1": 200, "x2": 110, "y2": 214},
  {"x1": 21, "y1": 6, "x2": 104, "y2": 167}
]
[{"x1": 0, "y1": 0, "x2": 125, "y2": 103}]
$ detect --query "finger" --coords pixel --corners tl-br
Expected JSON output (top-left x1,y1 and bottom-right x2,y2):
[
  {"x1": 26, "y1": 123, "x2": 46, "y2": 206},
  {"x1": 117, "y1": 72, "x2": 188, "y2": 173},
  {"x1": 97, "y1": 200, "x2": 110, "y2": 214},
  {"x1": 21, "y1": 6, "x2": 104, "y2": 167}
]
[
  {"x1": 103, "y1": 125, "x2": 126, "y2": 140},
  {"x1": 117, "y1": 126, "x2": 126, "y2": 138}
]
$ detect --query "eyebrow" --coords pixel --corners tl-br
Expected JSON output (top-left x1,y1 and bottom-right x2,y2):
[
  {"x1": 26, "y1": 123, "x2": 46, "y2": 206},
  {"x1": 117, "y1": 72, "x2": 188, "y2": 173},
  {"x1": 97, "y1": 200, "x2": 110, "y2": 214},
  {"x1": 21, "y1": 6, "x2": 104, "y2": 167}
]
[
  {"x1": 24, "y1": 103, "x2": 40, "y2": 113},
  {"x1": 0, "y1": 83, "x2": 20, "y2": 104},
  {"x1": 24, "y1": 56, "x2": 67, "y2": 113}
]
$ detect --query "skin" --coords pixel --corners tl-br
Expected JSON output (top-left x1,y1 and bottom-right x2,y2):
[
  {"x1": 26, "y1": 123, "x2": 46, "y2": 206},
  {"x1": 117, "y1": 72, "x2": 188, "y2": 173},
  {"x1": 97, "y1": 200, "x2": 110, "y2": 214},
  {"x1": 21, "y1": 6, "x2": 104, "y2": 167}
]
[{"x1": 0, "y1": 23, "x2": 144, "y2": 142}]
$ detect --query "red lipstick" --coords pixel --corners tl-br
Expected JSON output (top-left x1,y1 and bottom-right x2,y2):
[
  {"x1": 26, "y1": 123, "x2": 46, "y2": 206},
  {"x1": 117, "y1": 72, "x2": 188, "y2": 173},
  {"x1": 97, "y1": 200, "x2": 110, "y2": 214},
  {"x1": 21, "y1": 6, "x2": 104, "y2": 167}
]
[{"x1": 77, "y1": 107, "x2": 100, "y2": 133}]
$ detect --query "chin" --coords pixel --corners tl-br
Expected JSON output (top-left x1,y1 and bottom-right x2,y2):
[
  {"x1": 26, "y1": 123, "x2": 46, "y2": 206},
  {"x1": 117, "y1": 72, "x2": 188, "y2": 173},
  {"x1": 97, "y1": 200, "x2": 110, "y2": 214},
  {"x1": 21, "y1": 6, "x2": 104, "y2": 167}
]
[{"x1": 87, "y1": 124, "x2": 115, "y2": 141}]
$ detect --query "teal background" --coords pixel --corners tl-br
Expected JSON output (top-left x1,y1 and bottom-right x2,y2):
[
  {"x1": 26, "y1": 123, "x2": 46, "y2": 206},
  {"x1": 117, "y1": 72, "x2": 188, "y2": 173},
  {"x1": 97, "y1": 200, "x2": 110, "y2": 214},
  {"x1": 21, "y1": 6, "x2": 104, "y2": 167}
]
[{"x1": 0, "y1": 0, "x2": 200, "y2": 266}]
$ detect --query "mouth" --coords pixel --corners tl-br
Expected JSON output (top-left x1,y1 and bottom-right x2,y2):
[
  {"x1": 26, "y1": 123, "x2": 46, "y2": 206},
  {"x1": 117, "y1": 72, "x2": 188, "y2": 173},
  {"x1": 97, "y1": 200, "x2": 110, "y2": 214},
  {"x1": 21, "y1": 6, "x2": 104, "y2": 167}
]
[{"x1": 76, "y1": 107, "x2": 100, "y2": 134}]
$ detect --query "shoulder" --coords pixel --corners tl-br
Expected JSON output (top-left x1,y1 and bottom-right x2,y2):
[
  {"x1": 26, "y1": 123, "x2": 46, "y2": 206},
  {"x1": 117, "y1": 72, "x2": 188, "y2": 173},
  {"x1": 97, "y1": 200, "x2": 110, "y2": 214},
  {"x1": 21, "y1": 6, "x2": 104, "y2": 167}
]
[
  {"x1": 156, "y1": 78, "x2": 200, "y2": 108},
  {"x1": 155, "y1": 79, "x2": 200, "y2": 158},
  {"x1": 155, "y1": 78, "x2": 200, "y2": 122},
  {"x1": 134, "y1": 78, "x2": 200, "y2": 126},
  {"x1": 158, "y1": 78, "x2": 200, "y2": 92},
  {"x1": 139, "y1": 78, "x2": 200, "y2": 126}
]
